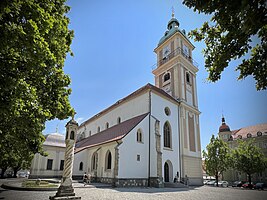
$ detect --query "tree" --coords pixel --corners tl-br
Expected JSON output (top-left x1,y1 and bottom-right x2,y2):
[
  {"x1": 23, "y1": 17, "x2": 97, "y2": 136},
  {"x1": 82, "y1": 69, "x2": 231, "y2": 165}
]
[
  {"x1": 232, "y1": 139, "x2": 267, "y2": 186},
  {"x1": 0, "y1": 0, "x2": 74, "y2": 173},
  {"x1": 203, "y1": 135, "x2": 231, "y2": 186},
  {"x1": 182, "y1": 0, "x2": 267, "y2": 90}
]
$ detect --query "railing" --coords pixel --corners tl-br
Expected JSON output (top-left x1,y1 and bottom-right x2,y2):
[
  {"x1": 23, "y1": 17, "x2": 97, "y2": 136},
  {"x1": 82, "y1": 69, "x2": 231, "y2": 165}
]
[{"x1": 152, "y1": 47, "x2": 199, "y2": 70}]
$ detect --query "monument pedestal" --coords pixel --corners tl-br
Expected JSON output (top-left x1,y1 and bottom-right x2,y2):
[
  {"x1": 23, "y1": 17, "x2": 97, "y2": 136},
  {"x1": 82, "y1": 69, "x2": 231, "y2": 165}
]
[{"x1": 49, "y1": 185, "x2": 81, "y2": 200}]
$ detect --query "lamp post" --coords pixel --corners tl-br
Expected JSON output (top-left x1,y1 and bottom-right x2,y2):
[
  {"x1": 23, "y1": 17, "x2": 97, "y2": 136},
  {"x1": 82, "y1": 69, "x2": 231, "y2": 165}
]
[{"x1": 50, "y1": 114, "x2": 81, "y2": 200}]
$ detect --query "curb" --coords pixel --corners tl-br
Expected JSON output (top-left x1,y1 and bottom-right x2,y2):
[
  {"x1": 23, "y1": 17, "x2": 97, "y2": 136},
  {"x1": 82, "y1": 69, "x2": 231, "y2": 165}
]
[{"x1": 1, "y1": 183, "x2": 58, "y2": 191}]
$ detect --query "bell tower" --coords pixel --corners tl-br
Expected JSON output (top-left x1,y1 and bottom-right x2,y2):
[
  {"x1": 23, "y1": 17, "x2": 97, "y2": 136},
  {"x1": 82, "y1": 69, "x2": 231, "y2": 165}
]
[
  {"x1": 153, "y1": 11, "x2": 202, "y2": 185},
  {"x1": 152, "y1": 11, "x2": 198, "y2": 108}
]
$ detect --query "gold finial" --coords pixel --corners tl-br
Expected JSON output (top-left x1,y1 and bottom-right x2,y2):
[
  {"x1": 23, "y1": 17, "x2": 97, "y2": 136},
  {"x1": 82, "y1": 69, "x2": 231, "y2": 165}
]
[{"x1": 172, "y1": 6, "x2": 175, "y2": 18}]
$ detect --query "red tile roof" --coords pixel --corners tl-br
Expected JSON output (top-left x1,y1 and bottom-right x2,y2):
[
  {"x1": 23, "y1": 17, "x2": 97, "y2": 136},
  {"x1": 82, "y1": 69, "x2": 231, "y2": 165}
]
[
  {"x1": 75, "y1": 113, "x2": 149, "y2": 153},
  {"x1": 79, "y1": 83, "x2": 178, "y2": 127},
  {"x1": 232, "y1": 123, "x2": 267, "y2": 139}
]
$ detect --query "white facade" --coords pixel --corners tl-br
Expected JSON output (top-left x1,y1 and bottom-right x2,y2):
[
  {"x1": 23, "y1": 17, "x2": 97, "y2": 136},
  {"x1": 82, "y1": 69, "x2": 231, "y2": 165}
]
[
  {"x1": 30, "y1": 133, "x2": 66, "y2": 178},
  {"x1": 73, "y1": 86, "x2": 198, "y2": 186},
  {"x1": 32, "y1": 14, "x2": 203, "y2": 187}
]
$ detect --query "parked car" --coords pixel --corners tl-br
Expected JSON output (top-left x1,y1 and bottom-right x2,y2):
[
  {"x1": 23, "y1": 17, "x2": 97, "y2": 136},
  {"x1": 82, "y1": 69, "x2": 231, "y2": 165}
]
[
  {"x1": 215, "y1": 181, "x2": 229, "y2": 187},
  {"x1": 207, "y1": 180, "x2": 216, "y2": 186},
  {"x1": 232, "y1": 181, "x2": 245, "y2": 187},
  {"x1": 253, "y1": 183, "x2": 265, "y2": 190},
  {"x1": 242, "y1": 182, "x2": 255, "y2": 189},
  {"x1": 17, "y1": 172, "x2": 27, "y2": 178}
]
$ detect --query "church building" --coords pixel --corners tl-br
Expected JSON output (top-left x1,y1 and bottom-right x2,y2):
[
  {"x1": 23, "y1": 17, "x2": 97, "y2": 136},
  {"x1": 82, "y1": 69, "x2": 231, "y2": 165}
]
[{"x1": 72, "y1": 12, "x2": 202, "y2": 187}]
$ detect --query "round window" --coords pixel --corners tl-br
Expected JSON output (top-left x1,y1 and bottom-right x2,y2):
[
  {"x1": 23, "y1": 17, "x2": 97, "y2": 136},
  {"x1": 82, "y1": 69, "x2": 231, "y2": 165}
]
[{"x1": 164, "y1": 107, "x2": 171, "y2": 116}]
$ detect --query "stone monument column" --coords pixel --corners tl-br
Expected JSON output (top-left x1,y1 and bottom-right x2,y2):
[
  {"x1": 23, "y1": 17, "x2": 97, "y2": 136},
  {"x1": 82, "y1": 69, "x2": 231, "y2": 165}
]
[{"x1": 50, "y1": 115, "x2": 81, "y2": 200}]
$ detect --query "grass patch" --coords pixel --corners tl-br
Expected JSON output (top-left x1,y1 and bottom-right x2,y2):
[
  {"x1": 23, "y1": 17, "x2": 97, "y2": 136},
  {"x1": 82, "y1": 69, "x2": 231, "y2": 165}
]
[{"x1": 22, "y1": 180, "x2": 58, "y2": 188}]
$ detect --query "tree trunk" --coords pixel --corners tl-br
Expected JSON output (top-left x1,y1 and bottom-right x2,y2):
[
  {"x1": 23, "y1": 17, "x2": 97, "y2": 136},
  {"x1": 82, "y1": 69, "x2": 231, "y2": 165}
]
[
  {"x1": 1, "y1": 167, "x2": 7, "y2": 178},
  {"x1": 13, "y1": 166, "x2": 20, "y2": 178},
  {"x1": 248, "y1": 173, "x2": 252, "y2": 187},
  {"x1": 215, "y1": 174, "x2": 219, "y2": 187}
]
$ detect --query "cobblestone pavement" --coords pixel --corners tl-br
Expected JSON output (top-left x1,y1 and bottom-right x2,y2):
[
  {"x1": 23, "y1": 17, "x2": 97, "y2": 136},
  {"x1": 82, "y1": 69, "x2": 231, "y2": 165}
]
[{"x1": 1, "y1": 184, "x2": 266, "y2": 200}]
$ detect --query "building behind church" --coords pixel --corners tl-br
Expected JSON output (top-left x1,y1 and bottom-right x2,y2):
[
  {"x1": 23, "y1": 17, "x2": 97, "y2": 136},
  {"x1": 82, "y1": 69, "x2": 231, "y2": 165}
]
[
  {"x1": 30, "y1": 133, "x2": 65, "y2": 178},
  {"x1": 218, "y1": 118, "x2": 267, "y2": 185},
  {"x1": 30, "y1": 13, "x2": 203, "y2": 187}
]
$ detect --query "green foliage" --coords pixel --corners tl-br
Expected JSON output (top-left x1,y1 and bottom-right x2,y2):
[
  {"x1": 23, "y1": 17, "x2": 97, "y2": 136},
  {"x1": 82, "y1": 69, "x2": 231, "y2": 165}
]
[
  {"x1": 183, "y1": 0, "x2": 267, "y2": 90},
  {"x1": 232, "y1": 139, "x2": 267, "y2": 184},
  {"x1": 0, "y1": 0, "x2": 74, "y2": 172},
  {"x1": 22, "y1": 180, "x2": 58, "y2": 188},
  {"x1": 203, "y1": 135, "x2": 231, "y2": 185}
]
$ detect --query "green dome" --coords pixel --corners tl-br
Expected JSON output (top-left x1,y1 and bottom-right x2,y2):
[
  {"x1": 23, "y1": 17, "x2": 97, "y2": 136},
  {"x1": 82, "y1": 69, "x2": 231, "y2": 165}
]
[
  {"x1": 158, "y1": 16, "x2": 190, "y2": 46},
  {"x1": 167, "y1": 17, "x2": 179, "y2": 30}
]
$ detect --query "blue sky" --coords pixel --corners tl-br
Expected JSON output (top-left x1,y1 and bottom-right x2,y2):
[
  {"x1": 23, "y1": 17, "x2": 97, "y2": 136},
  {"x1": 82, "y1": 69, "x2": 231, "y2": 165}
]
[{"x1": 44, "y1": 0, "x2": 267, "y2": 151}]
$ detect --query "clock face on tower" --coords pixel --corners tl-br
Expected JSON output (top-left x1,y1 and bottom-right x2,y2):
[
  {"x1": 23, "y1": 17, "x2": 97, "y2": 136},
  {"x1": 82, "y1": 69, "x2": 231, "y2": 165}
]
[
  {"x1": 163, "y1": 45, "x2": 170, "y2": 58},
  {"x1": 163, "y1": 84, "x2": 171, "y2": 95}
]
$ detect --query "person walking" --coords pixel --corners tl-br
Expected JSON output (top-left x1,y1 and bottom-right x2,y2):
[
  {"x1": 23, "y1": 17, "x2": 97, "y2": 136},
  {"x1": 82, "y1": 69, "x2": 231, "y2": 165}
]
[{"x1": 83, "y1": 172, "x2": 88, "y2": 186}]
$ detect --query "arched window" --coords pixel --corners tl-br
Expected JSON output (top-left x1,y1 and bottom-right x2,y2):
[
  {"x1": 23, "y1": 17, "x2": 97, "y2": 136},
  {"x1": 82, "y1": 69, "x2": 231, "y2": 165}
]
[
  {"x1": 164, "y1": 73, "x2": 170, "y2": 82},
  {"x1": 137, "y1": 129, "x2": 142, "y2": 143},
  {"x1": 164, "y1": 122, "x2": 172, "y2": 148},
  {"x1": 186, "y1": 72, "x2": 191, "y2": 84},
  {"x1": 117, "y1": 117, "x2": 121, "y2": 124},
  {"x1": 97, "y1": 126, "x2": 100, "y2": 133},
  {"x1": 247, "y1": 133, "x2": 252, "y2": 138},
  {"x1": 81, "y1": 132, "x2": 85, "y2": 139},
  {"x1": 105, "y1": 151, "x2": 112, "y2": 170},
  {"x1": 106, "y1": 122, "x2": 109, "y2": 129},
  {"x1": 70, "y1": 131, "x2": 75, "y2": 140},
  {"x1": 91, "y1": 153, "x2": 97, "y2": 171},
  {"x1": 79, "y1": 162, "x2": 83, "y2": 171}
]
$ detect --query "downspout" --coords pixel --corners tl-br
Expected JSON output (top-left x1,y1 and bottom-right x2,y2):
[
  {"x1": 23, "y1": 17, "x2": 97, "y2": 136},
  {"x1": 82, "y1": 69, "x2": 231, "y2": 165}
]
[
  {"x1": 113, "y1": 140, "x2": 122, "y2": 187},
  {"x1": 178, "y1": 101, "x2": 182, "y2": 182},
  {"x1": 148, "y1": 89, "x2": 151, "y2": 187}
]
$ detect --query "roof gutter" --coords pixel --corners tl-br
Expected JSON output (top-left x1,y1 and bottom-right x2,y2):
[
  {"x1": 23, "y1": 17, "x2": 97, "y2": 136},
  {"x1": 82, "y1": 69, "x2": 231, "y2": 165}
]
[{"x1": 148, "y1": 89, "x2": 151, "y2": 187}]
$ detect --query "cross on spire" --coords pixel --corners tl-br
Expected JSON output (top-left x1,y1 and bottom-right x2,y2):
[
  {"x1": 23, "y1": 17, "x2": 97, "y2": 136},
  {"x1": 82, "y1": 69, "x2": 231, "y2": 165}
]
[
  {"x1": 72, "y1": 111, "x2": 77, "y2": 120},
  {"x1": 172, "y1": 6, "x2": 175, "y2": 18}
]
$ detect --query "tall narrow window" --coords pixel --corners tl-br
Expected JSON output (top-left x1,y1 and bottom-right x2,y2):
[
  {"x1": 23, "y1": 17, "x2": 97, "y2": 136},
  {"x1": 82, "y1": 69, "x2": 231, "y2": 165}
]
[
  {"x1": 164, "y1": 122, "x2": 172, "y2": 148},
  {"x1": 60, "y1": 160, "x2": 64, "y2": 171},
  {"x1": 186, "y1": 72, "x2": 191, "y2": 85},
  {"x1": 47, "y1": 159, "x2": 53, "y2": 170},
  {"x1": 70, "y1": 131, "x2": 75, "y2": 140},
  {"x1": 117, "y1": 117, "x2": 121, "y2": 124},
  {"x1": 97, "y1": 126, "x2": 100, "y2": 133},
  {"x1": 92, "y1": 153, "x2": 97, "y2": 170},
  {"x1": 105, "y1": 151, "x2": 112, "y2": 170},
  {"x1": 137, "y1": 129, "x2": 143, "y2": 143},
  {"x1": 79, "y1": 162, "x2": 83, "y2": 171},
  {"x1": 164, "y1": 73, "x2": 170, "y2": 82},
  {"x1": 106, "y1": 122, "x2": 109, "y2": 129}
]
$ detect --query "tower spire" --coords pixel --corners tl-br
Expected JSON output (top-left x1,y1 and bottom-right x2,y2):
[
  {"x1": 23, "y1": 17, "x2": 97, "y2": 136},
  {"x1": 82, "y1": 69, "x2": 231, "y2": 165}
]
[{"x1": 172, "y1": 6, "x2": 175, "y2": 18}]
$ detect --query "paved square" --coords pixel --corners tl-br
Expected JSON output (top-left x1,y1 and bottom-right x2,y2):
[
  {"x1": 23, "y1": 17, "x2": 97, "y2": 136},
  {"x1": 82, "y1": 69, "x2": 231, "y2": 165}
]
[{"x1": 0, "y1": 185, "x2": 266, "y2": 200}]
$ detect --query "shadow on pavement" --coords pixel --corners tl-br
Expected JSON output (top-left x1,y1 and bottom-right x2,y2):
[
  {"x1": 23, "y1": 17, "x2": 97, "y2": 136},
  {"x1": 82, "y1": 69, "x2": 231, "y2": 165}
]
[{"x1": 109, "y1": 186, "x2": 200, "y2": 194}]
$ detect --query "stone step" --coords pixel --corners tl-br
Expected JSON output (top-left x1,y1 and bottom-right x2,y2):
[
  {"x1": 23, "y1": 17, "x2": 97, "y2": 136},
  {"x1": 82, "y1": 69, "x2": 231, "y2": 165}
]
[{"x1": 164, "y1": 182, "x2": 188, "y2": 188}]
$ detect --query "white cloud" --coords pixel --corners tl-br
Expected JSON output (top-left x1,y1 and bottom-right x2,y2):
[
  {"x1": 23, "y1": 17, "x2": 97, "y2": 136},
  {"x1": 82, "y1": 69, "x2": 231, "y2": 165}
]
[{"x1": 76, "y1": 117, "x2": 84, "y2": 124}]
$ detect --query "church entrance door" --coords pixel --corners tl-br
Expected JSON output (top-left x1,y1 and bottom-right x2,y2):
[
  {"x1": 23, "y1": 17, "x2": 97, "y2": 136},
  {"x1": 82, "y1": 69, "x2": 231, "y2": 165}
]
[{"x1": 164, "y1": 162, "x2": 169, "y2": 182}]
